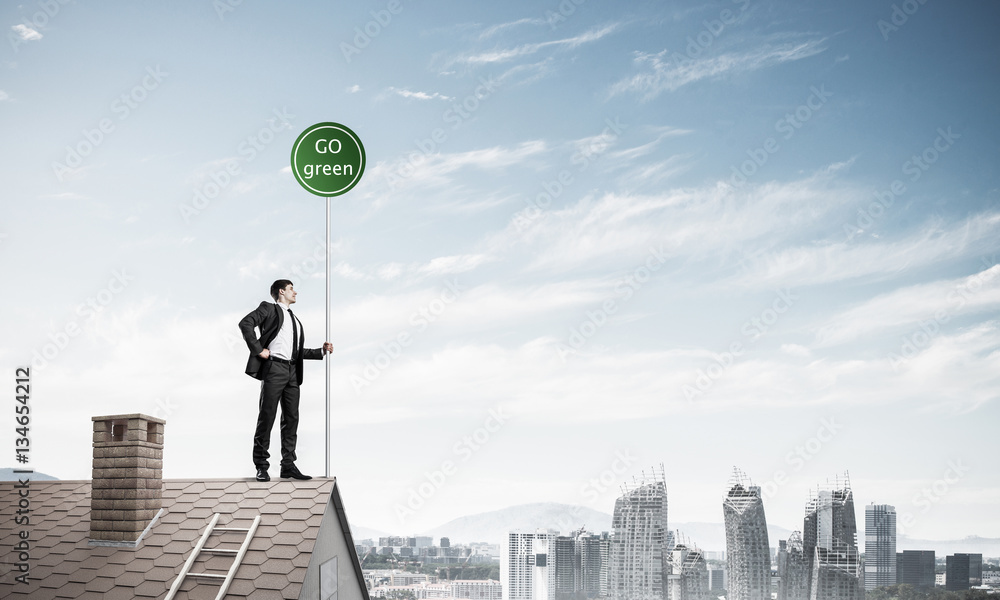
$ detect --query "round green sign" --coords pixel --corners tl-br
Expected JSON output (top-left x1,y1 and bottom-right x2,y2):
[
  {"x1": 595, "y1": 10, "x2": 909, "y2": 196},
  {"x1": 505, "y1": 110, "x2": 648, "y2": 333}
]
[{"x1": 290, "y1": 122, "x2": 366, "y2": 197}]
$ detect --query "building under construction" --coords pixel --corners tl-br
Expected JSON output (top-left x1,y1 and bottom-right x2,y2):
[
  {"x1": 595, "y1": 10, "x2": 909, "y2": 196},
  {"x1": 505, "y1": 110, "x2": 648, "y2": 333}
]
[
  {"x1": 609, "y1": 466, "x2": 670, "y2": 600},
  {"x1": 802, "y1": 474, "x2": 863, "y2": 600},
  {"x1": 665, "y1": 534, "x2": 710, "y2": 600},
  {"x1": 723, "y1": 469, "x2": 772, "y2": 600},
  {"x1": 777, "y1": 532, "x2": 810, "y2": 600}
]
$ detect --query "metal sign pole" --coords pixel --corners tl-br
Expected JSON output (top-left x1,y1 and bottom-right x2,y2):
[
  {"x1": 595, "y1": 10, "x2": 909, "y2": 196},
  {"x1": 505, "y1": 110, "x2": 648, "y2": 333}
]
[
  {"x1": 290, "y1": 121, "x2": 365, "y2": 481},
  {"x1": 325, "y1": 196, "x2": 331, "y2": 479}
]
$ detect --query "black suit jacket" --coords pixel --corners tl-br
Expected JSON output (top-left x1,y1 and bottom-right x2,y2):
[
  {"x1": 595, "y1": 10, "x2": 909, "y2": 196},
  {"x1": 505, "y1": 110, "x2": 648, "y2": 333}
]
[{"x1": 238, "y1": 301, "x2": 324, "y2": 386}]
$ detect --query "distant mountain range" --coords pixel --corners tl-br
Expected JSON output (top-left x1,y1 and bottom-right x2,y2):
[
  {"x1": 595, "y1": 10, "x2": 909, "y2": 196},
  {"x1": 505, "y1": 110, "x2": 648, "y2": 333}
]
[
  {"x1": 424, "y1": 503, "x2": 614, "y2": 544},
  {"x1": 0, "y1": 468, "x2": 57, "y2": 481},
  {"x1": 354, "y1": 502, "x2": 1000, "y2": 558},
  {"x1": 351, "y1": 502, "x2": 793, "y2": 550},
  {"x1": 897, "y1": 535, "x2": 1000, "y2": 557}
]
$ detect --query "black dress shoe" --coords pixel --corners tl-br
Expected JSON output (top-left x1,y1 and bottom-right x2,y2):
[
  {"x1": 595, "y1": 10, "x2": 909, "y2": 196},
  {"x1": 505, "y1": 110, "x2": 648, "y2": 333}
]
[
  {"x1": 280, "y1": 465, "x2": 312, "y2": 480},
  {"x1": 255, "y1": 468, "x2": 270, "y2": 482}
]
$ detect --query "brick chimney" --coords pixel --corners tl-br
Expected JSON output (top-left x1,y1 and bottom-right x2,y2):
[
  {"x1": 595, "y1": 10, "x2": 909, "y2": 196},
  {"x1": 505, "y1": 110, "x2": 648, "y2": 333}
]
[{"x1": 89, "y1": 413, "x2": 164, "y2": 544}]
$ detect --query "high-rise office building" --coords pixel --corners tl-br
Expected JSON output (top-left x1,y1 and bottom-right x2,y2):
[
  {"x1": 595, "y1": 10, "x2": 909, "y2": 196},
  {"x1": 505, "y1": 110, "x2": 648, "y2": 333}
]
[
  {"x1": 777, "y1": 532, "x2": 809, "y2": 600},
  {"x1": 505, "y1": 530, "x2": 558, "y2": 600},
  {"x1": 609, "y1": 468, "x2": 670, "y2": 600},
  {"x1": 724, "y1": 469, "x2": 771, "y2": 600},
  {"x1": 578, "y1": 532, "x2": 607, "y2": 599},
  {"x1": 969, "y1": 554, "x2": 983, "y2": 586},
  {"x1": 946, "y1": 553, "x2": 983, "y2": 591},
  {"x1": 895, "y1": 550, "x2": 935, "y2": 588},
  {"x1": 555, "y1": 534, "x2": 581, "y2": 600},
  {"x1": 666, "y1": 541, "x2": 711, "y2": 600},
  {"x1": 548, "y1": 530, "x2": 611, "y2": 600},
  {"x1": 864, "y1": 504, "x2": 896, "y2": 590},
  {"x1": 802, "y1": 474, "x2": 862, "y2": 600}
]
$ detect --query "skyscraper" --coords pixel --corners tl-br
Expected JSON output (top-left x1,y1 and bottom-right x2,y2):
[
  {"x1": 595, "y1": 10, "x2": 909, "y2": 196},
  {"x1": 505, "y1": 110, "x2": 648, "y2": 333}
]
[
  {"x1": 609, "y1": 467, "x2": 670, "y2": 600},
  {"x1": 864, "y1": 504, "x2": 896, "y2": 591},
  {"x1": 802, "y1": 474, "x2": 862, "y2": 600},
  {"x1": 505, "y1": 530, "x2": 558, "y2": 600},
  {"x1": 578, "y1": 532, "x2": 608, "y2": 599},
  {"x1": 724, "y1": 469, "x2": 771, "y2": 600},
  {"x1": 896, "y1": 550, "x2": 935, "y2": 588},
  {"x1": 555, "y1": 534, "x2": 581, "y2": 600},
  {"x1": 777, "y1": 532, "x2": 810, "y2": 600}
]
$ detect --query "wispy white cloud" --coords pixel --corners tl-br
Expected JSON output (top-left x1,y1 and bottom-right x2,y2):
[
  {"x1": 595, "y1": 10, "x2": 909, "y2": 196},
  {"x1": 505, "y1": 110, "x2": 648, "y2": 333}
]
[
  {"x1": 610, "y1": 38, "x2": 826, "y2": 100},
  {"x1": 494, "y1": 164, "x2": 854, "y2": 274},
  {"x1": 326, "y1": 279, "x2": 611, "y2": 359},
  {"x1": 11, "y1": 24, "x2": 42, "y2": 42},
  {"x1": 616, "y1": 154, "x2": 693, "y2": 187},
  {"x1": 495, "y1": 58, "x2": 555, "y2": 87},
  {"x1": 368, "y1": 140, "x2": 547, "y2": 199},
  {"x1": 0, "y1": 90, "x2": 9, "y2": 102},
  {"x1": 428, "y1": 192, "x2": 518, "y2": 215},
  {"x1": 478, "y1": 18, "x2": 547, "y2": 40},
  {"x1": 726, "y1": 212, "x2": 1000, "y2": 290},
  {"x1": 382, "y1": 87, "x2": 453, "y2": 101},
  {"x1": 460, "y1": 23, "x2": 620, "y2": 65},
  {"x1": 606, "y1": 127, "x2": 693, "y2": 163},
  {"x1": 781, "y1": 343, "x2": 812, "y2": 357},
  {"x1": 347, "y1": 84, "x2": 361, "y2": 93},
  {"x1": 346, "y1": 254, "x2": 493, "y2": 283},
  {"x1": 333, "y1": 261, "x2": 370, "y2": 281},
  {"x1": 416, "y1": 254, "x2": 491, "y2": 277},
  {"x1": 485, "y1": 160, "x2": 999, "y2": 292},
  {"x1": 813, "y1": 263, "x2": 1000, "y2": 347},
  {"x1": 327, "y1": 254, "x2": 495, "y2": 284},
  {"x1": 237, "y1": 253, "x2": 283, "y2": 281},
  {"x1": 330, "y1": 320, "x2": 1000, "y2": 424}
]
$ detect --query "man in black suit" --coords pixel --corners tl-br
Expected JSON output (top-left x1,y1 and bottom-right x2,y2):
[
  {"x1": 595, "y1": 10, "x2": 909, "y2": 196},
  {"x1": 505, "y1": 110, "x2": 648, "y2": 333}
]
[{"x1": 239, "y1": 279, "x2": 332, "y2": 482}]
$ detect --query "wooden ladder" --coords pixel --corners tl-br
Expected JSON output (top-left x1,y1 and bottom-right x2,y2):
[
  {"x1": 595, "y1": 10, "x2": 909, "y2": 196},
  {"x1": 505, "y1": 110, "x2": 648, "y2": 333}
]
[{"x1": 164, "y1": 512, "x2": 262, "y2": 600}]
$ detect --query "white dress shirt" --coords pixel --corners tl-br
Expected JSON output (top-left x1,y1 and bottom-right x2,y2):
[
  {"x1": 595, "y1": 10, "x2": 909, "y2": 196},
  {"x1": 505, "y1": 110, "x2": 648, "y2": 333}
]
[{"x1": 267, "y1": 303, "x2": 298, "y2": 360}]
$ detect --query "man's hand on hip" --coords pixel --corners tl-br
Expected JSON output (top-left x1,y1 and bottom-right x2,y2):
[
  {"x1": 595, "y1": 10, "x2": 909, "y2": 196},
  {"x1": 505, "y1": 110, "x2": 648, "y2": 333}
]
[{"x1": 259, "y1": 348, "x2": 270, "y2": 359}]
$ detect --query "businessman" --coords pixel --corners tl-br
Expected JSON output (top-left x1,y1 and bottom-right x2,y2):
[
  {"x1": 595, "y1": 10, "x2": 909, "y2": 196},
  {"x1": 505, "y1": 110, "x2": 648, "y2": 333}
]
[{"x1": 239, "y1": 279, "x2": 332, "y2": 482}]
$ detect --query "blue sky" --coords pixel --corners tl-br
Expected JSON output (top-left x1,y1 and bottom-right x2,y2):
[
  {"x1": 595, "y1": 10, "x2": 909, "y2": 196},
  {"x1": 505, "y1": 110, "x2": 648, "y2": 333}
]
[{"x1": 2, "y1": 0, "x2": 999, "y2": 542}]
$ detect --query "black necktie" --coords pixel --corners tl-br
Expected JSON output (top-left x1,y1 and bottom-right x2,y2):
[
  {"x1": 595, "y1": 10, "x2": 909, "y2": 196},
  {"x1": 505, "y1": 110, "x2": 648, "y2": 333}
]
[{"x1": 288, "y1": 309, "x2": 299, "y2": 360}]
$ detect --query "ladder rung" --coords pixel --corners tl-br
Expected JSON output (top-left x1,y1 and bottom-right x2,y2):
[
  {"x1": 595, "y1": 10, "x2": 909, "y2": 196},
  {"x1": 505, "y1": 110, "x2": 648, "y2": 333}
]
[{"x1": 163, "y1": 513, "x2": 261, "y2": 600}]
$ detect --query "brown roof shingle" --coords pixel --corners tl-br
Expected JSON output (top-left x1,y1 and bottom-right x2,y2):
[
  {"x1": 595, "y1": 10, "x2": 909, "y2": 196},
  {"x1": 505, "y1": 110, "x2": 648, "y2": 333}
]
[{"x1": 0, "y1": 478, "x2": 339, "y2": 599}]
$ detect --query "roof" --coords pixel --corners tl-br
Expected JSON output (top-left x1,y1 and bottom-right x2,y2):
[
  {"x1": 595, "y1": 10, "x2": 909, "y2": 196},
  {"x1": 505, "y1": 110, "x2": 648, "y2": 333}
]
[{"x1": 0, "y1": 477, "x2": 366, "y2": 600}]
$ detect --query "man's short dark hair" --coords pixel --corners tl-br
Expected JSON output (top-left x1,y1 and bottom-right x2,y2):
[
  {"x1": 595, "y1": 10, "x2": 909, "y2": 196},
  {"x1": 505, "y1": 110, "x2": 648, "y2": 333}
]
[{"x1": 270, "y1": 279, "x2": 293, "y2": 301}]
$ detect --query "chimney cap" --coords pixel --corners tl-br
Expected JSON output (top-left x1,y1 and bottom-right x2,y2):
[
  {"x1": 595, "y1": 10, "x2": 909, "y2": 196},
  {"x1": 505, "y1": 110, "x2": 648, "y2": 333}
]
[{"x1": 92, "y1": 413, "x2": 165, "y2": 424}]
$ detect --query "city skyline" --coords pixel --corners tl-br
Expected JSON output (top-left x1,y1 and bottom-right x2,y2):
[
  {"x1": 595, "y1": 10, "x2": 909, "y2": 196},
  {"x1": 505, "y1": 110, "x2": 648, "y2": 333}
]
[
  {"x1": 2, "y1": 0, "x2": 999, "y2": 542},
  {"x1": 350, "y1": 469, "x2": 994, "y2": 549}
]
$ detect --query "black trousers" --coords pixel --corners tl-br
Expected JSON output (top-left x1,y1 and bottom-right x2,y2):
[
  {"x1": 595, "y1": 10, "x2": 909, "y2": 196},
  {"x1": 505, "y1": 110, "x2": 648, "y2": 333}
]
[{"x1": 252, "y1": 361, "x2": 299, "y2": 470}]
